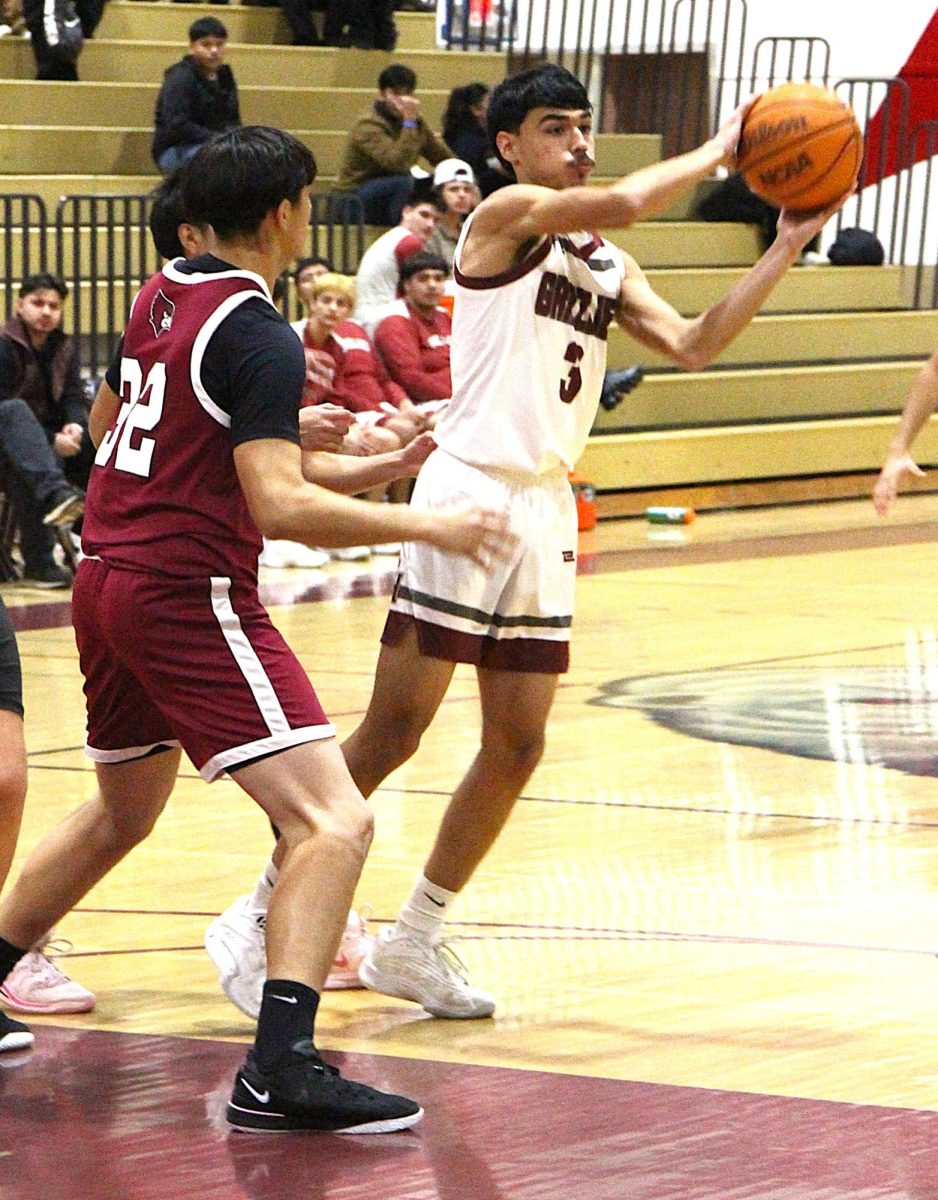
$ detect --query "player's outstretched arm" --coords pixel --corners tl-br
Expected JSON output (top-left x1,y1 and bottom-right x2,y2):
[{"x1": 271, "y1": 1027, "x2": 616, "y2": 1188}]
[
  {"x1": 873, "y1": 350, "x2": 938, "y2": 516},
  {"x1": 302, "y1": 431, "x2": 436, "y2": 494},
  {"x1": 615, "y1": 196, "x2": 845, "y2": 370},
  {"x1": 236, "y1": 437, "x2": 513, "y2": 566},
  {"x1": 473, "y1": 101, "x2": 751, "y2": 248}
]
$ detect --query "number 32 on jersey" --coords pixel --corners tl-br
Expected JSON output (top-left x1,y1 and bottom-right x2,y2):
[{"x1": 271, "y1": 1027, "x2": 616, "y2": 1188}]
[{"x1": 95, "y1": 358, "x2": 166, "y2": 478}]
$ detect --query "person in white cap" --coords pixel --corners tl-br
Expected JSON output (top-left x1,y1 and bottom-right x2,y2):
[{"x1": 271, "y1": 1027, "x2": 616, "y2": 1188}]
[{"x1": 425, "y1": 158, "x2": 481, "y2": 270}]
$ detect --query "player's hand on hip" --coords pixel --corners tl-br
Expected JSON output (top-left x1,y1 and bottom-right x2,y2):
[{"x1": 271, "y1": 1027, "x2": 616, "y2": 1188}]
[
  {"x1": 299, "y1": 403, "x2": 354, "y2": 451},
  {"x1": 431, "y1": 505, "x2": 517, "y2": 566},
  {"x1": 873, "y1": 454, "x2": 924, "y2": 516}
]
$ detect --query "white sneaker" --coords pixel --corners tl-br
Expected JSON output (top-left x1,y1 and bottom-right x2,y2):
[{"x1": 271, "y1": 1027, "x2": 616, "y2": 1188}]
[
  {"x1": 324, "y1": 910, "x2": 374, "y2": 990},
  {"x1": 359, "y1": 927, "x2": 495, "y2": 1019},
  {"x1": 332, "y1": 545, "x2": 372, "y2": 562},
  {"x1": 205, "y1": 894, "x2": 266, "y2": 1019},
  {"x1": 0, "y1": 942, "x2": 95, "y2": 1015},
  {"x1": 259, "y1": 540, "x2": 330, "y2": 569},
  {"x1": 207, "y1": 898, "x2": 375, "y2": 1014}
]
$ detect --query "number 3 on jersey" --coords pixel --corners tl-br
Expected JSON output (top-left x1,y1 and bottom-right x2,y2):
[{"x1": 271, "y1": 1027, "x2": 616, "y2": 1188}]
[
  {"x1": 560, "y1": 341, "x2": 584, "y2": 404},
  {"x1": 95, "y1": 358, "x2": 166, "y2": 477}
]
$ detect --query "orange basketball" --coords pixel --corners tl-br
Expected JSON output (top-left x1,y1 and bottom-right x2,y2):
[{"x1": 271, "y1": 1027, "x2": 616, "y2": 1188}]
[{"x1": 737, "y1": 82, "x2": 863, "y2": 212}]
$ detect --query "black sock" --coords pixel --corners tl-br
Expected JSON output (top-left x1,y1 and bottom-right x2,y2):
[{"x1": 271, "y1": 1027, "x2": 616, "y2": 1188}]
[
  {"x1": 253, "y1": 979, "x2": 320, "y2": 1069},
  {"x1": 0, "y1": 937, "x2": 29, "y2": 986}
]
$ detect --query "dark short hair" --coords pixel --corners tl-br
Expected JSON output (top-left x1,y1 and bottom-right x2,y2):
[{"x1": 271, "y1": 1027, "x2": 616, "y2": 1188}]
[
  {"x1": 399, "y1": 250, "x2": 449, "y2": 282},
  {"x1": 20, "y1": 272, "x2": 68, "y2": 300},
  {"x1": 148, "y1": 171, "x2": 189, "y2": 259},
  {"x1": 378, "y1": 63, "x2": 416, "y2": 93},
  {"x1": 487, "y1": 64, "x2": 591, "y2": 169},
  {"x1": 189, "y1": 16, "x2": 227, "y2": 41},
  {"x1": 405, "y1": 192, "x2": 445, "y2": 216},
  {"x1": 183, "y1": 126, "x2": 317, "y2": 241},
  {"x1": 293, "y1": 255, "x2": 332, "y2": 280}
]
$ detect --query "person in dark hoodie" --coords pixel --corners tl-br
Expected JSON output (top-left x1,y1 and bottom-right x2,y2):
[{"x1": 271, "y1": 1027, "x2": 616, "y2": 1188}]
[
  {"x1": 0, "y1": 273, "x2": 87, "y2": 587},
  {"x1": 152, "y1": 17, "x2": 241, "y2": 174}
]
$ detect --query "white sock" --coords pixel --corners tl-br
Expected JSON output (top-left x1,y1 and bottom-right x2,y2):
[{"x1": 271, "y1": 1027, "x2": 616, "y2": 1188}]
[
  {"x1": 395, "y1": 873, "x2": 457, "y2": 943},
  {"x1": 250, "y1": 860, "x2": 278, "y2": 911}
]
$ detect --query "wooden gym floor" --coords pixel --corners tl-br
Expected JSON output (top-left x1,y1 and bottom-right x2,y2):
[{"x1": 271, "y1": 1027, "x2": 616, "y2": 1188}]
[{"x1": 5, "y1": 494, "x2": 938, "y2": 1199}]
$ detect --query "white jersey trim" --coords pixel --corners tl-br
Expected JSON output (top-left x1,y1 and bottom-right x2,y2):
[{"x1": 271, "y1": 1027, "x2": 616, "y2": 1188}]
[
  {"x1": 84, "y1": 738, "x2": 183, "y2": 763},
  {"x1": 190, "y1": 290, "x2": 266, "y2": 427},
  {"x1": 201, "y1": 725, "x2": 336, "y2": 782},
  {"x1": 161, "y1": 258, "x2": 274, "y2": 301},
  {"x1": 210, "y1": 576, "x2": 291, "y2": 732}
]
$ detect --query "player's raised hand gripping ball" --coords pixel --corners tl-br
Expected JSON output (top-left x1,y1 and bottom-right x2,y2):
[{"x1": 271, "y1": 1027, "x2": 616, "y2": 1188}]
[{"x1": 737, "y1": 82, "x2": 863, "y2": 211}]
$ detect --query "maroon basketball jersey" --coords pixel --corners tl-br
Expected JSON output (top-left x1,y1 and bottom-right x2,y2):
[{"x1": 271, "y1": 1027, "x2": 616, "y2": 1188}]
[{"x1": 83, "y1": 262, "x2": 274, "y2": 582}]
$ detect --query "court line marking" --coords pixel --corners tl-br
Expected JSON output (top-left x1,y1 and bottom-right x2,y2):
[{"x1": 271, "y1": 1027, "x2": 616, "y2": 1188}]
[{"x1": 50, "y1": 924, "x2": 938, "y2": 960}]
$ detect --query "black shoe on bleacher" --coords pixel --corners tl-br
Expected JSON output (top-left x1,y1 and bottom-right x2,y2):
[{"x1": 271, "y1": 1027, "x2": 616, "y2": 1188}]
[
  {"x1": 42, "y1": 487, "x2": 84, "y2": 529},
  {"x1": 599, "y1": 365, "x2": 644, "y2": 412}
]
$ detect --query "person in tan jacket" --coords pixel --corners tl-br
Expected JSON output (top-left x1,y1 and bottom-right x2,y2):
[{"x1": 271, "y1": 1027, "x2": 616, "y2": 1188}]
[{"x1": 335, "y1": 63, "x2": 450, "y2": 226}]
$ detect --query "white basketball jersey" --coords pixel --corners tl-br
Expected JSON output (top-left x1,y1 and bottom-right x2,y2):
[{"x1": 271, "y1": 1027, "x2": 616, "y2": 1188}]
[{"x1": 434, "y1": 211, "x2": 625, "y2": 476}]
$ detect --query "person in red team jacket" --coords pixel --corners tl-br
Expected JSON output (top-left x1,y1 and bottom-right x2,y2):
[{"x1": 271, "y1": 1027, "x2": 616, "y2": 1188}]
[
  {"x1": 373, "y1": 250, "x2": 453, "y2": 416},
  {"x1": 291, "y1": 270, "x2": 426, "y2": 454}
]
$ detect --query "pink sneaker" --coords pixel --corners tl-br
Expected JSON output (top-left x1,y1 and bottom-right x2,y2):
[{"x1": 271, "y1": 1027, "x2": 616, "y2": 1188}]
[
  {"x1": 324, "y1": 910, "x2": 373, "y2": 990},
  {"x1": 0, "y1": 946, "x2": 95, "y2": 1015}
]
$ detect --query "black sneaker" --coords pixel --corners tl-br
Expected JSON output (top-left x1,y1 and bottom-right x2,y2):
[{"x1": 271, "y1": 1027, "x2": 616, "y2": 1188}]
[
  {"x1": 21, "y1": 563, "x2": 71, "y2": 590},
  {"x1": 227, "y1": 1039, "x2": 423, "y2": 1134},
  {"x1": 599, "y1": 365, "x2": 645, "y2": 412},
  {"x1": 42, "y1": 488, "x2": 84, "y2": 529},
  {"x1": 0, "y1": 1011, "x2": 34, "y2": 1053}
]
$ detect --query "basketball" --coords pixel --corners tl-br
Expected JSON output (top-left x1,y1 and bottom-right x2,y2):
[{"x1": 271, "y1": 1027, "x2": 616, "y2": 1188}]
[{"x1": 737, "y1": 82, "x2": 863, "y2": 212}]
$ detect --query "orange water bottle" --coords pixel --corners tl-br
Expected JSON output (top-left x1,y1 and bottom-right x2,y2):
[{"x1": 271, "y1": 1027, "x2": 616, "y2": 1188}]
[{"x1": 569, "y1": 473, "x2": 597, "y2": 531}]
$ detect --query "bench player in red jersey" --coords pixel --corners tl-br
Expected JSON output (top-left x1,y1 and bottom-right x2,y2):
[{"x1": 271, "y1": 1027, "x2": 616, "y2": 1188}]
[{"x1": 0, "y1": 125, "x2": 511, "y2": 1135}]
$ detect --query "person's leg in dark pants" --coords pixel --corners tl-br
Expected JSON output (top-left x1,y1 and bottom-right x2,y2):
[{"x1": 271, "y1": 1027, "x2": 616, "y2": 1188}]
[
  {"x1": 74, "y1": 0, "x2": 102, "y2": 36},
  {"x1": 0, "y1": 400, "x2": 77, "y2": 514},
  {"x1": 356, "y1": 175, "x2": 414, "y2": 226},
  {"x1": 281, "y1": 0, "x2": 321, "y2": 43},
  {"x1": 21, "y1": 0, "x2": 79, "y2": 79},
  {"x1": 9, "y1": 490, "x2": 58, "y2": 582}
]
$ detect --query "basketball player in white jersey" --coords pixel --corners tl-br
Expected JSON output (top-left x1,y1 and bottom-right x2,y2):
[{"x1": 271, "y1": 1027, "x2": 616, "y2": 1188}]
[{"x1": 220, "y1": 65, "x2": 849, "y2": 1021}]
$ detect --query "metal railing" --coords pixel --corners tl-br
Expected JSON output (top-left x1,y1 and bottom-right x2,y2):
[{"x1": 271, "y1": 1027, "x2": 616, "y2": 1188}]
[
  {"x1": 55, "y1": 194, "x2": 158, "y2": 376},
  {"x1": 309, "y1": 192, "x2": 366, "y2": 275},
  {"x1": 0, "y1": 191, "x2": 372, "y2": 374},
  {"x1": 749, "y1": 36, "x2": 830, "y2": 91},
  {"x1": 0, "y1": 195, "x2": 48, "y2": 322},
  {"x1": 903, "y1": 121, "x2": 938, "y2": 309}
]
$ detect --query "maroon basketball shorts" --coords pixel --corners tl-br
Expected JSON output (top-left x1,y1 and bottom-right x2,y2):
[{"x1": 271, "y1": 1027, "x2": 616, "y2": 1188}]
[{"x1": 73, "y1": 556, "x2": 334, "y2": 781}]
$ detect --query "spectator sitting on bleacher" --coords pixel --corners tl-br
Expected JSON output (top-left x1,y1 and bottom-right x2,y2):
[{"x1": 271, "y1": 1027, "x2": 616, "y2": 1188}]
[
  {"x1": 293, "y1": 255, "x2": 334, "y2": 316},
  {"x1": 441, "y1": 82, "x2": 511, "y2": 198},
  {"x1": 152, "y1": 17, "x2": 240, "y2": 174},
  {"x1": 335, "y1": 63, "x2": 450, "y2": 227},
  {"x1": 373, "y1": 250, "x2": 451, "y2": 413},
  {"x1": 293, "y1": 271, "x2": 427, "y2": 453},
  {"x1": 0, "y1": 274, "x2": 87, "y2": 589},
  {"x1": 353, "y1": 191, "x2": 438, "y2": 334},
  {"x1": 424, "y1": 157, "x2": 480, "y2": 270}
]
